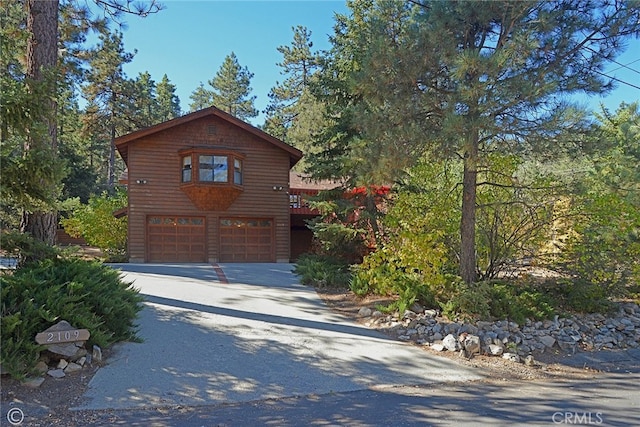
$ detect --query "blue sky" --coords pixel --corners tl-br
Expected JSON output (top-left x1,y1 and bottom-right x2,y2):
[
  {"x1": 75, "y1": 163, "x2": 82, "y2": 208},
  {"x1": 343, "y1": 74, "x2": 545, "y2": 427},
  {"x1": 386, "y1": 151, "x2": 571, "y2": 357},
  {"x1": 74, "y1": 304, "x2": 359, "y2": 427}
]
[
  {"x1": 116, "y1": 1, "x2": 640, "y2": 125},
  {"x1": 117, "y1": 1, "x2": 349, "y2": 124}
]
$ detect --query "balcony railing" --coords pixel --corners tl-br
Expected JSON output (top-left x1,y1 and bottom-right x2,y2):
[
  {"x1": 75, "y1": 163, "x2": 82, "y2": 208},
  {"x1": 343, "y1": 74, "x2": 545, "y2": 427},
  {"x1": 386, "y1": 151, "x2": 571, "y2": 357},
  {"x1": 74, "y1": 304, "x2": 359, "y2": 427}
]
[{"x1": 289, "y1": 189, "x2": 319, "y2": 215}]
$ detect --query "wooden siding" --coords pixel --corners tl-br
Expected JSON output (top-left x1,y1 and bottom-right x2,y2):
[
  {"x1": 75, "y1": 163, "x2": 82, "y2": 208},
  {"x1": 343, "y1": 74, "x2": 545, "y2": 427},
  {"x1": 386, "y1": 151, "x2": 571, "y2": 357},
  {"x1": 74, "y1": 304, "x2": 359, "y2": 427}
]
[{"x1": 124, "y1": 114, "x2": 292, "y2": 263}]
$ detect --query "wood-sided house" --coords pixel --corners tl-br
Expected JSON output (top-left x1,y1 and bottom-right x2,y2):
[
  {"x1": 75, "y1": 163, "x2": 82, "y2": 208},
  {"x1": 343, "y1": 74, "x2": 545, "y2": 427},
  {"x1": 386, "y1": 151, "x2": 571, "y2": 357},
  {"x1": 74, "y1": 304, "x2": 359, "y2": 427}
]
[{"x1": 115, "y1": 106, "x2": 308, "y2": 263}]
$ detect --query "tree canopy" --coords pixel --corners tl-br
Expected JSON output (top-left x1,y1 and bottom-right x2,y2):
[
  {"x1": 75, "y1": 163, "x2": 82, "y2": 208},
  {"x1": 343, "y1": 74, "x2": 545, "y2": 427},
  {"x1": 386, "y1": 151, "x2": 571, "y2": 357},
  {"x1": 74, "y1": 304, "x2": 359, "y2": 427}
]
[{"x1": 306, "y1": 0, "x2": 640, "y2": 283}]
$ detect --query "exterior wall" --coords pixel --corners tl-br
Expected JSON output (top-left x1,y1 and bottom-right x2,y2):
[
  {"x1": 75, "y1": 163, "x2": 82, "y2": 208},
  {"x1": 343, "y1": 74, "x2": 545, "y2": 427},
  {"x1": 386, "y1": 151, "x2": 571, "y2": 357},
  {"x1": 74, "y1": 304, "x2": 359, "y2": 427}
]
[{"x1": 126, "y1": 115, "x2": 291, "y2": 263}]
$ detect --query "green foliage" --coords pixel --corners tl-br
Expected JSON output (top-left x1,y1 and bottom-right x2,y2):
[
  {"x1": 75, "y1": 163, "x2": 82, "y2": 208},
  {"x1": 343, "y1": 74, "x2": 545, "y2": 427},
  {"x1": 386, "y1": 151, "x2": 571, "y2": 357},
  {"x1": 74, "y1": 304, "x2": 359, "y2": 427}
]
[
  {"x1": 555, "y1": 191, "x2": 639, "y2": 303},
  {"x1": 306, "y1": 187, "x2": 383, "y2": 264},
  {"x1": 61, "y1": 189, "x2": 128, "y2": 261},
  {"x1": 308, "y1": 0, "x2": 640, "y2": 283},
  {"x1": 475, "y1": 154, "x2": 559, "y2": 279},
  {"x1": 191, "y1": 52, "x2": 257, "y2": 120},
  {"x1": 294, "y1": 254, "x2": 352, "y2": 288},
  {"x1": 1, "y1": 257, "x2": 143, "y2": 379},
  {"x1": 0, "y1": 231, "x2": 60, "y2": 267},
  {"x1": 551, "y1": 103, "x2": 640, "y2": 305},
  {"x1": 438, "y1": 281, "x2": 555, "y2": 323}
]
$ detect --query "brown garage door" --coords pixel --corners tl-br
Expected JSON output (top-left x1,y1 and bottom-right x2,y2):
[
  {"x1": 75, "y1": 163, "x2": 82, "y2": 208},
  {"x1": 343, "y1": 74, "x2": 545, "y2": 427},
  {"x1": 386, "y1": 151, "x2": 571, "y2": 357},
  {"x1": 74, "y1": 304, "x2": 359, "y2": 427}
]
[
  {"x1": 220, "y1": 218, "x2": 274, "y2": 262},
  {"x1": 147, "y1": 216, "x2": 206, "y2": 262}
]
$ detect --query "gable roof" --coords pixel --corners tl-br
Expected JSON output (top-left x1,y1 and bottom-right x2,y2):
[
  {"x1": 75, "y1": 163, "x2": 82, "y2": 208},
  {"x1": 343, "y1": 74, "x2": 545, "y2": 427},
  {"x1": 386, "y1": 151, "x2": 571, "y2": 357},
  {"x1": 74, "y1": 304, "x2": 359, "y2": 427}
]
[{"x1": 115, "y1": 106, "x2": 303, "y2": 168}]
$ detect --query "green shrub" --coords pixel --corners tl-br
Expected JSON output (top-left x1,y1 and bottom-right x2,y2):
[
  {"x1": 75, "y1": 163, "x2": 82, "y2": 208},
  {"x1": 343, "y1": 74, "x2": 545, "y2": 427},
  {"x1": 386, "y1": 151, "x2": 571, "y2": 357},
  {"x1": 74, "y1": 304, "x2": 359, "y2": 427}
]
[
  {"x1": 1, "y1": 257, "x2": 143, "y2": 379},
  {"x1": 351, "y1": 250, "x2": 439, "y2": 309},
  {"x1": 440, "y1": 280, "x2": 492, "y2": 321},
  {"x1": 488, "y1": 283, "x2": 555, "y2": 323},
  {"x1": 61, "y1": 189, "x2": 128, "y2": 261},
  {"x1": 0, "y1": 230, "x2": 60, "y2": 266},
  {"x1": 438, "y1": 280, "x2": 555, "y2": 323},
  {"x1": 294, "y1": 254, "x2": 352, "y2": 288}
]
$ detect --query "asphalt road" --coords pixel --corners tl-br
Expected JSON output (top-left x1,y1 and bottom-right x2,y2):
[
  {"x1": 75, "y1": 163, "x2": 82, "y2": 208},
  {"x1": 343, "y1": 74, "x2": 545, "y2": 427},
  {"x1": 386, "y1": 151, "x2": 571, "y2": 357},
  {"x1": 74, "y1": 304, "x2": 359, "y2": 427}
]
[{"x1": 72, "y1": 372, "x2": 640, "y2": 426}]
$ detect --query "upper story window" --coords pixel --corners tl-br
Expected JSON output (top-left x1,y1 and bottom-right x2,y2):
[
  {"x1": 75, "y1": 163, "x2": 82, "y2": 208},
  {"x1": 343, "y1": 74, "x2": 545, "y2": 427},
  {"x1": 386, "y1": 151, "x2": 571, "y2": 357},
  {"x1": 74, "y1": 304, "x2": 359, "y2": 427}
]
[
  {"x1": 199, "y1": 155, "x2": 228, "y2": 182},
  {"x1": 234, "y1": 158, "x2": 242, "y2": 185},
  {"x1": 182, "y1": 156, "x2": 192, "y2": 182},
  {"x1": 180, "y1": 149, "x2": 244, "y2": 186}
]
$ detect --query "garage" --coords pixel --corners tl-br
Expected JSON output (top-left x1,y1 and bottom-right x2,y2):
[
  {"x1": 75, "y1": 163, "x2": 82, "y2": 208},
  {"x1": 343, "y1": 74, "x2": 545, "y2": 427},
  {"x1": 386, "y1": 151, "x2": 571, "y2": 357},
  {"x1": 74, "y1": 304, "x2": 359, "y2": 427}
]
[
  {"x1": 220, "y1": 218, "x2": 274, "y2": 262},
  {"x1": 147, "y1": 216, "x2": 206, "y2": 262}
]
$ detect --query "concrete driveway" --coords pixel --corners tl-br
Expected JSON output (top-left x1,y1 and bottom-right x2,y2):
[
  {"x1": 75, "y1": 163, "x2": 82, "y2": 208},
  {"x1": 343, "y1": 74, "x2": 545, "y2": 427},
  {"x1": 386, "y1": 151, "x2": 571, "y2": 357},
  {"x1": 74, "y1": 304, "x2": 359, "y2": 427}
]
[{"x1": 75, "y1": 263, "x2": 482, "y2": 411}]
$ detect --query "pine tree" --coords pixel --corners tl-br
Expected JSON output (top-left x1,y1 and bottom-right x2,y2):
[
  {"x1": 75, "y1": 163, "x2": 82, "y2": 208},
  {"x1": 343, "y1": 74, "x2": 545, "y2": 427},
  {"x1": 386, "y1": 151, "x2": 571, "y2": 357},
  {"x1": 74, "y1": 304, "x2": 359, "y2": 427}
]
[
  {"x1": 263, "y1": 26, "x2": 325, "y2": 161},
  {"x1": 20, "y1": 0, "x2": 61, "y2": 244},
  {"x1": 129, "y1": 71, "x2": 159, "y2": 127},
  {"x1": 209, "y1": 52, "x2": 258, "y2": 121},
  {"x1": 82, "y1": 30, "x2": 135, "y2": 187},
  {"x1": 189, "y1": 82, "x2": 212, "y2": 112},
  {"x1": 311, "y1": 0, "x2": 640, "y2": 283},
  {"x1": 5, "y1": 0, "x2": 162, "y2": 244},
  {"x1": 156, "y1": 74, "x2": 181, "y2": 120}
]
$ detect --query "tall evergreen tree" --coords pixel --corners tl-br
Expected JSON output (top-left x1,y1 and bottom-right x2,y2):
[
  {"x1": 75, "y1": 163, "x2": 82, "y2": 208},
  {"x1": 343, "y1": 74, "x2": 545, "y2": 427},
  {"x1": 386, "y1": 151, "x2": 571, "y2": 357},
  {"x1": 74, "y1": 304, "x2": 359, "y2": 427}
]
[
  {"x1": 128, "y1": 71, "x2": 159, "y2": 127},
  {"x1": 311, "y1": 0, "x2": 640, "y2": 283},
  {"x1": 3, "y1": 0, "x2": 162, "y2": 243},
  {"x1": 82, "y1": 30, "x2": 134, "y2": 187},
  {"x1": 210, "y1": 52, "x2": 258, "y2": 121},
  {"x1": 263, "y1": 26, "x2": 326, "y2": 162},
  {"x1": 189, "y1": 82, "x2": 212, "y2": 112},
  {"x1": 156, "y1": 74, "x2": 181, "y2": 121},
  {"x1": 19, "y1": 0, "x2": 61, "y2": 244}
]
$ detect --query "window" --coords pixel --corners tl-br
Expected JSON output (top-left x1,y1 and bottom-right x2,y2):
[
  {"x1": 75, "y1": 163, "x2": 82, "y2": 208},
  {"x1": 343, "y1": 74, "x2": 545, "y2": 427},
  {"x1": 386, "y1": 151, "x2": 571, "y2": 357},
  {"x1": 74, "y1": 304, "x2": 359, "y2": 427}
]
[
  {"x1": 180, "y1": 149, "x2": 244, "y2": 187},
  {"x1": 234, "y1": 158, "x2": 243, "y2": 185},
  {"x1": 182, "y1": 156, "x2": 192, "y2": 182},
  {"x1": 199, "y1": 155, "x2": 228, "y2": 182}
]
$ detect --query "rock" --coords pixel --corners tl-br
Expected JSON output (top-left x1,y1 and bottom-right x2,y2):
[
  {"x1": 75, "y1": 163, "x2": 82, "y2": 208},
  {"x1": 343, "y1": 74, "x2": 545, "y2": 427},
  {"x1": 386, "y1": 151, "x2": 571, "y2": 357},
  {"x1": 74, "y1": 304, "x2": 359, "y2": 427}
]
[
  {"x1": 23, "y1": 377, "x2": 45, "y2": 388},
  {"x1": 41, "y1": 321, "x2": 88, "y2": 359},
  {"x1": 424, "y1": 309, "x2": 438, "y2": 318},
  {"x1": 431, "y1": 343, "x2": 445, "y2": 352},
  {"x1": 463, "y1": 335, "x2": 481, "y2": 356},
  {"x1": 64, "y1": 362, "x2": 82, "y2": 374},
  {"x1": 622, "y1": 303, "x2": 637, "y2": 315},
  {"x1": 92, "y1": 345, "x2": 103, "y2": 363},
  {"x1": 524, "y1": 355, "x2": 536, "y2": 366},
  {"x1": 410, "y1": 303, "x2": 424, "y2": 314},
  {"x1": 371, "y1": 310, "x2": 384, "y2": 318},
  {"x1": 444, "y1": 323, "x2": 460, "y2": 335},
  {"x1": 57, "y1": 359, "x2": 68, "y2": 370},
  {"x1": 35, "y1": 361, "x2": 48, "y2": 373},
  {"x1": 47, "y1": 369, "x2": 65, "y2": 379},
  {"x1": 476, "y1": 321, "x2": 493, "y2": 330},
  {"x1": 460, "y1": 323, "x2": 479, "y2": 335},
  {"x1": 443, "y1": 334, "x2": 459, "y2": 351},
  {"x1": 358, "y1": 307, "x2": 372, "y2": 317},
  {"x1": 488, "y1": 344, "x2": 504, "y2": 356},
  {"x1": 431, "y1": 332, "x2": 443, "y2": 341},
  {"x1": 539, "y1": 335, "x2": 556, "y2": 348},
  {"x1": 46, "y1": 342, "x2": 85, "y2": 359},
  {"x1": 77, "y1": 356, "x2": 87, "y2": 367},
  {"x1": 502, "y1": 352, "x2": 521, "y2": 363}
]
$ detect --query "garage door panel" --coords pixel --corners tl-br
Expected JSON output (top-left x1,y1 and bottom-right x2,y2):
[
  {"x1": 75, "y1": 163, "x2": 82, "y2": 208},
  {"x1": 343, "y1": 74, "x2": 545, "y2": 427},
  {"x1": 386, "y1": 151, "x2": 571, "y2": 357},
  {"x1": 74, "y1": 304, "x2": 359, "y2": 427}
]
[
  {"x1": 147, "y1": 216, "x2": 206, "y2": 263},
  {"x1": 220, "y1": 218, "x2": 274, "y2": 262}
]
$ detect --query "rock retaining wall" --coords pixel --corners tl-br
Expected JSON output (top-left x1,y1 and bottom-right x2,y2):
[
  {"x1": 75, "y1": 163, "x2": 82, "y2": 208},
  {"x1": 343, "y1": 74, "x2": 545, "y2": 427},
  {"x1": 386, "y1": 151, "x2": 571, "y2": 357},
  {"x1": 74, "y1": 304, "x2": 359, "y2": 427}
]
[{"x1": 360, "y1": 302, "x2": 640, "y2": 360}]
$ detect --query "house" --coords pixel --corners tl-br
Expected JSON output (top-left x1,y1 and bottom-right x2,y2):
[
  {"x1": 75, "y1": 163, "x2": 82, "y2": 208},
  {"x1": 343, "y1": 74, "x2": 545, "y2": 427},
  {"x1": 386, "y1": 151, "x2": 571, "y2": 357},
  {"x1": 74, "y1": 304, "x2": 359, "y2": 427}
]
[{"x1": 115, "y1": 106, "x2": 307, "y2": 263}]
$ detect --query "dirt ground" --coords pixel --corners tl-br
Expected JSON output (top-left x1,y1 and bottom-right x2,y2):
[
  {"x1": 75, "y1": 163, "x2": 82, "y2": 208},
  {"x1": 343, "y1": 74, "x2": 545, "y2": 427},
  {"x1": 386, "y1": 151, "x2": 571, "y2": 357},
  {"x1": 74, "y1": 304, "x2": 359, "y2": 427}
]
[{"x1": 1, "y1": 285, "x2": 603, "y2": 426}]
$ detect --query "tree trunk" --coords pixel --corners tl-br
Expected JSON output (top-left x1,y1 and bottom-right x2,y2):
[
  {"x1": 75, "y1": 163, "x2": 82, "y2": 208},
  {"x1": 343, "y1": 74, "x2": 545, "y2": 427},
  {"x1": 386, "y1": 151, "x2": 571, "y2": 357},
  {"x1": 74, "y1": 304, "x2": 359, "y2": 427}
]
[
  {"x1": 22, "y1": 0, "x2": 59, "y2": 245},
  {"x1": 460, "y1": 129, "x2": 479, "y2": 284},
  {"x1": 108, "y1": 122, "x2": 116, "y2": 187}
]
